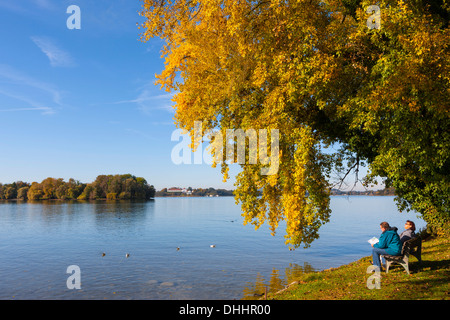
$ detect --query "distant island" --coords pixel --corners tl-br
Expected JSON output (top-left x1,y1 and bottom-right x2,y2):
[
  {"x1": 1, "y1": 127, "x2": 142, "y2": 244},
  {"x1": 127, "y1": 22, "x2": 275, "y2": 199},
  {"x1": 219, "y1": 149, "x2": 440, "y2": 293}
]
[
  {"x1": 330, "y1": 187, "x2": 396, "y2": 196},
  {"x1": 156, "y1": 187, "x2": 234, "y2": 197},
  {"x1": 0, "y1": 174, "x2": 155, "y2": 201},
  {"x1": 155, "y1": 187, "x2": 396, "y2": 197}
]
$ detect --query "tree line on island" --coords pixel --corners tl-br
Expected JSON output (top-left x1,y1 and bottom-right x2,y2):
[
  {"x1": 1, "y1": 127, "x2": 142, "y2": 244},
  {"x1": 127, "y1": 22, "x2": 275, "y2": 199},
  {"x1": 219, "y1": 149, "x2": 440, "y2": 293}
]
[
  {"x1": 330, "y1": 187, "x2": 396, "y2": 196},
  {"x1": 155, "y1": 187, "x2": 234, "y2": 197},
  {"x1": 155, "y1": 187, "x2": 395, "y2": 197},
  {"x1": 0, "y1": 174, "x2": 155, "y2": 201},
  {"x1": 0, "y1": 177, "x2": 396, "y2": 201}
]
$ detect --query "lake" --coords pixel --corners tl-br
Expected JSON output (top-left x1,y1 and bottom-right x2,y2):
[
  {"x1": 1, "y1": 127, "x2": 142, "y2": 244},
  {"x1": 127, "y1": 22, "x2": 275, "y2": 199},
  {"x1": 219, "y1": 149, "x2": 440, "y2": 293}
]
[{"x1": 0, "y1": 196, "x2": 425, "y2": 300}]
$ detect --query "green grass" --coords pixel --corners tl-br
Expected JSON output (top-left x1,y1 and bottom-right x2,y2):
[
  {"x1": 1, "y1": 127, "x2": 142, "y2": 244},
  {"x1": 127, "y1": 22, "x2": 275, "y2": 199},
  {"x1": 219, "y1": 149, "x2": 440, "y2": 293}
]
[{"x1": 268, "y1": 236, "x2": 449, "y2": 300}]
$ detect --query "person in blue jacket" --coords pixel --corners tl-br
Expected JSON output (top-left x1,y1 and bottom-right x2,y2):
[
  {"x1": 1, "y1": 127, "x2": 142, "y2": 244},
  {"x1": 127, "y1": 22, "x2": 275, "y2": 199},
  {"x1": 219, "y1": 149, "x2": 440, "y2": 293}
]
[{"x1": 371, "y1": 221, "x2": 402, "y2": 270}]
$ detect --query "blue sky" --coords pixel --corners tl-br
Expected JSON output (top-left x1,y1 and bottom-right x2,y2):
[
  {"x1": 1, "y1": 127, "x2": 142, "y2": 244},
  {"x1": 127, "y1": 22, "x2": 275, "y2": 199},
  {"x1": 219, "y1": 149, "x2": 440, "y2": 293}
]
[
  {"x1": 0, "y1": 0, "x2": 374, "y2": 191},
  {"x1": 0, "y1": 0, "x2": 239, "y2": 190}
]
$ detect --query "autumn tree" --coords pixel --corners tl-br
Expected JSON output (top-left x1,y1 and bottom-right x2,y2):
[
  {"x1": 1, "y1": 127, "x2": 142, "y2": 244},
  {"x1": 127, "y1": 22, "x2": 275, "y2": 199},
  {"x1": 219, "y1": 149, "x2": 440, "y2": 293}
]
[
  {"x1": 17, "y1": 187, "x2": 29, "y2": 200},
  {"x1": 140, "y1": 0, "x2": 449, "y2": 246},
  {"x1": 77, "y1": 184, "x2": 94, "y2": 200},
  {"x1": 66, "y1": 178, "x2": 85, "y2": 199},
  {"x1": 77, "y1": 174, "x2": 155, "y2": 200},
  {"x1": 4, "y1": 185, "x2": 17, "y2": 200},
  {"x1": 27, "y1": 182, "x2": 44, "y2": 200}
]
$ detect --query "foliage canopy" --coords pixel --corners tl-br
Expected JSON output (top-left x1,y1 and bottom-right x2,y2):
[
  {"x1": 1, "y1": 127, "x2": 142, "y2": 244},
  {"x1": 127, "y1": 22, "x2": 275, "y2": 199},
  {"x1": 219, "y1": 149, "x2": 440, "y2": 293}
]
[{"x1": 140, "y1": 0, "x2": 450, "y2": 247}]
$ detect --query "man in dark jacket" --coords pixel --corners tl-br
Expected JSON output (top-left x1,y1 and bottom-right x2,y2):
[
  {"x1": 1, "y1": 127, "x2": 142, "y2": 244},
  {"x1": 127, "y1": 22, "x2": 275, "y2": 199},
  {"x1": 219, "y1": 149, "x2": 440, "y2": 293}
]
[{"x1": 371, "y1": 221, "x2": 402, "y2": 269}]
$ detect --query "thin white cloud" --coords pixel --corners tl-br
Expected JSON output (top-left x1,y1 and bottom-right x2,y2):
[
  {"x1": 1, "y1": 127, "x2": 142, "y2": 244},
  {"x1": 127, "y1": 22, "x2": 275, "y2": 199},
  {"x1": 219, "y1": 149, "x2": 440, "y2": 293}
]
[
  {"x1": 0, "y1": 107, "x2": 53, "y2": 113},
  {"x1": 125, "y1": 128, "x2": 158, "y2": 141},
  {"x1": 0, "y1": 64, "x2": 62, "y2": 105},
  {"x1": 31, "y1": 36, "x2": 74, "y2": 67},
  {"x1": 0, "y1": 2, "x2": 26, "y2": 14},
  {"x1": 114, "y1": 92, "x2": 174, "y2": 105},
  {"x1": 33, "y1": 0, "x2": 53, "y2": 10},
  {"x1": 114, "y1": 90, "x2": 175, "y2": 115},
  {"x1": 0, "y1": 89, "x2": 54, "y2": 114}
]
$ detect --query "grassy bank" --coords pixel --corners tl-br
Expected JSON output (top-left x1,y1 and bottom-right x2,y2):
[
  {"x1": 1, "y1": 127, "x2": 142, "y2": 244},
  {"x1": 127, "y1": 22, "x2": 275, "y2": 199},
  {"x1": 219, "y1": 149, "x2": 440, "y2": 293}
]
[{"x1": 268, "y1": 235, "x2": 449, "y2": 300}]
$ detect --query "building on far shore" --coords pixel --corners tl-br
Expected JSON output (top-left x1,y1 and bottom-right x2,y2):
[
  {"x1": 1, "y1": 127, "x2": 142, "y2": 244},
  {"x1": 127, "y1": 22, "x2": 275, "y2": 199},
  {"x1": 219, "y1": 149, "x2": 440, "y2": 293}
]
[{"x1": 167, "y1": 187, "x2": 192, "y2": 195}]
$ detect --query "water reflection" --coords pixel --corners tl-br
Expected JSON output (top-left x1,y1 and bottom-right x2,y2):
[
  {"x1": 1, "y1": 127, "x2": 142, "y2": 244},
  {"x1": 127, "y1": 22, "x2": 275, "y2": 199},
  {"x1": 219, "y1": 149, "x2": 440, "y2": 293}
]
[
  {"x1": 18, "y1": 200, "x2": 155, "y2": 234},
  {"x1": 242, "y1": 262, "x2": 315, "y2": 299},
  {"x1": 0, "y1": 196, "x2": 423, "y2": 299},
  {"x1": 92, "y1": 200, "x2": 150, "y2": 215},
  {"x1": 90, "y1": 200, "x2": 154, "y2": 233},
  {"x1": 23, "y1": 200, "x2": 69, "y2": 231}
]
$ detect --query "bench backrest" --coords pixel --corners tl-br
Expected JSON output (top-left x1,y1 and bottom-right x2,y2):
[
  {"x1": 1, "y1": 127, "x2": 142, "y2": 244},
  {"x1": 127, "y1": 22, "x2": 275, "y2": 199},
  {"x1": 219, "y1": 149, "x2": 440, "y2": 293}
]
[{"x1": 401, "y1": 236, "x2": 422, "y2": 256}]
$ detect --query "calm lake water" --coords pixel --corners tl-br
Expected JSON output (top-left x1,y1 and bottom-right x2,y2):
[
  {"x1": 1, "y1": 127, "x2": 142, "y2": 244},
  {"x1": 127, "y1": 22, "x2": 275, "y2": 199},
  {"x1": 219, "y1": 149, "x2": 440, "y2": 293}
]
[{"x1": 0, "y1": 196, "x2": 425, "y2": 300}]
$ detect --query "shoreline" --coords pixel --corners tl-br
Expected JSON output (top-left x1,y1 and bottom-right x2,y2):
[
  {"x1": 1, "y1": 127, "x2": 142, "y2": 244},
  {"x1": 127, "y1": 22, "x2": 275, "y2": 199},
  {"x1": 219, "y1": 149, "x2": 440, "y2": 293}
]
[
  {"x1": 262, "y1": 235, "x2": 449, "y2": 300},
  {"x1": 0, "y1": 194, "x2": 398, "y2": 201},
  {"x1": 0, "y1": 198, "x2": 155, "y2": 202},
  {"x1": 0, "y1": 194, "x2": 400, "y2": 207}
]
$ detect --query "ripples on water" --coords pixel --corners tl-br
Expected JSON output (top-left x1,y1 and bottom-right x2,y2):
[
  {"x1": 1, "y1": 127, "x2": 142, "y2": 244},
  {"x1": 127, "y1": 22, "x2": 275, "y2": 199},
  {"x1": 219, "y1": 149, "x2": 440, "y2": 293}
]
[{"x1": 0, "y1": 196, "x2": 425, "y2": 299}]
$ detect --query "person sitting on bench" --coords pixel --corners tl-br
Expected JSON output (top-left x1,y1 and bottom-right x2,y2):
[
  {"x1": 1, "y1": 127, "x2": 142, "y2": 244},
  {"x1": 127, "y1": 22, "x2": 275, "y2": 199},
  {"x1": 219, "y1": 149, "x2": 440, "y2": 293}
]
[{"x1": 371, "y1": 221, "x2": 402, "y2": 270}]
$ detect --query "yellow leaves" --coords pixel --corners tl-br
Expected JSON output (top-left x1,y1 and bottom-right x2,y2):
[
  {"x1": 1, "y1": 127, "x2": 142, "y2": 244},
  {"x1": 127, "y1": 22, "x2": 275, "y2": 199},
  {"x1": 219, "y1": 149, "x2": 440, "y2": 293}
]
[
  {"x1": 274, "y1": 126, "x2": 330, "y2": 248},
  {"x1": 140, "y1": 0, "x2": 447, "y2": 247}
]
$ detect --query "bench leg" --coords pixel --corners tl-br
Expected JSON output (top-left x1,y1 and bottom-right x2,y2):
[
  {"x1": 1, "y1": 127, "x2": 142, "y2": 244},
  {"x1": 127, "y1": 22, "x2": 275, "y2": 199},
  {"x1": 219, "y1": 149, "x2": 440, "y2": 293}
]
[
  {"x1": 385, "y1": 260, "x2": 391, "y2": 273},
  {"x1": 401, "y1": 262, "x2": 410, "y2": 275},
  {"x1": 400, "y1": 256, "x2": 410, "y2": 275},
  {"x1": 385, "y1": 259, "x2": 410, "y2": 274}
]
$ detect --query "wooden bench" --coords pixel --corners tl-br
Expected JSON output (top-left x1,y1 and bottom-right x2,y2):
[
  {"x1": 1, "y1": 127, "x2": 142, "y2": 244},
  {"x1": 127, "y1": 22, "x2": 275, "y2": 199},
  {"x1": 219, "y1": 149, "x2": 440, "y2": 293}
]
[{"x1": 383, "y1": 236, "x2": 422, "y2": 275}]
